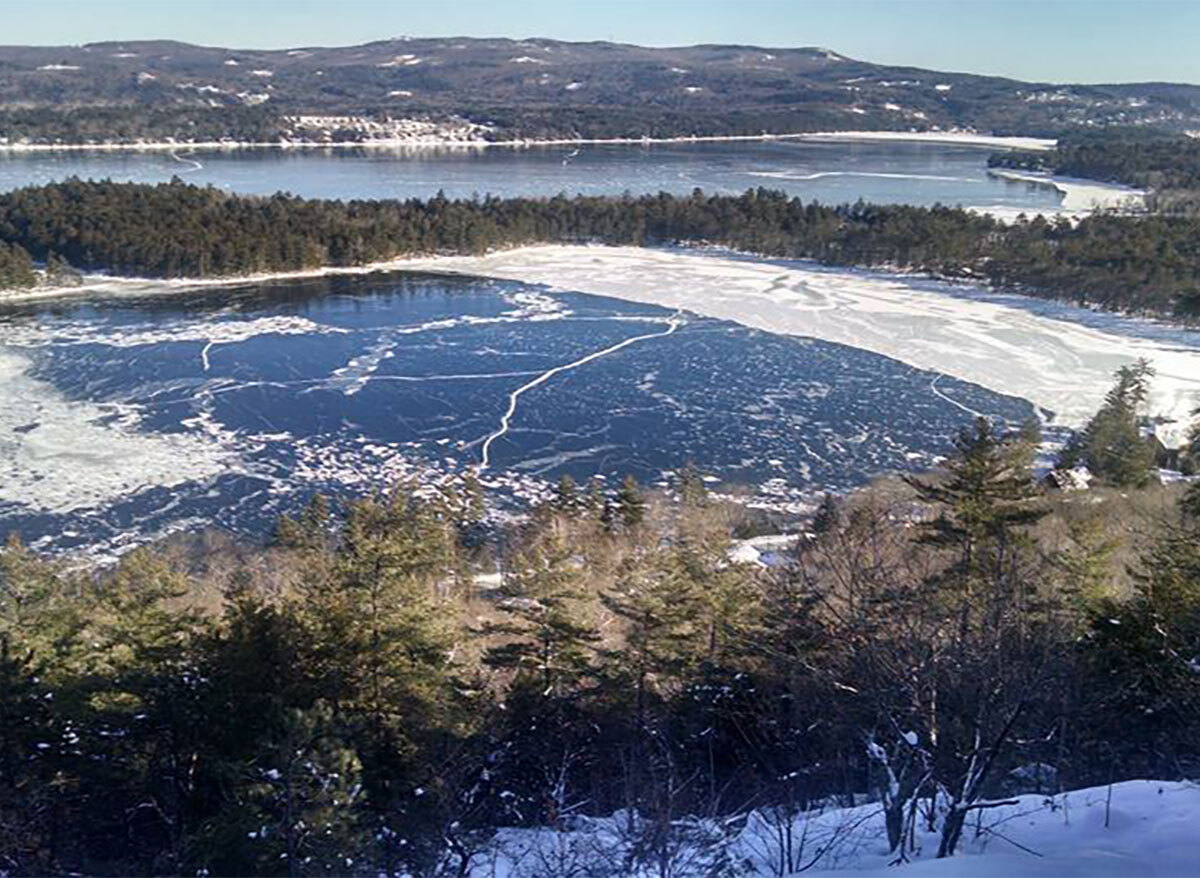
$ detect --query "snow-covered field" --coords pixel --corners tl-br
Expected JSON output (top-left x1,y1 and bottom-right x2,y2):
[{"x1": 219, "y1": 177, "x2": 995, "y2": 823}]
[
  {"x1": 470, "y1": 781, "x2": 1200, "y2": 877},
  {"x1": 404, "y1": 246, "x2": 1200, "y2": 448}
]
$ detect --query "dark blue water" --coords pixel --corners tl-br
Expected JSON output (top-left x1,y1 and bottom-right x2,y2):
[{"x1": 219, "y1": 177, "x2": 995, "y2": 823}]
[
  {"x1": 0, "y1": 140, "x2": 1064, "y2": 211},
  {"x1": 0, "y1": 273, "x2": 1034, "y2": 556}
]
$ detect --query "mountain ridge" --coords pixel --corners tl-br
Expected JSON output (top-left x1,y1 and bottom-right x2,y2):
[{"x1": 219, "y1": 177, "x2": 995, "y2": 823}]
[{"x1": 2, "y1": 37, "x2": 1199, "y2": 143}]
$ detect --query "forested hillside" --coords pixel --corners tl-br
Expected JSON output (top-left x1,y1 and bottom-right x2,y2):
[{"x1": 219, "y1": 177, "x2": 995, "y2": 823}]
[
  {"x1": 2, "y1": 37, "x2": 1200, "y2": 143},
  {"x1": 992, "y1": 130, "x2": 1200, "y2": 188},
  {"x1": 1, "y1": 399, "x2": 1198, "y2": 874},
  {"x1": 2, "y1": 179, "x2": 1199, "y2": 318}
]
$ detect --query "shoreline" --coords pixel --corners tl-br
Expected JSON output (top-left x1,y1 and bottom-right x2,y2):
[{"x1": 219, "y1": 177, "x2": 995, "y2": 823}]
[
  {"x1": 0, "y1": 129, "x2": 1056, "y2": 154},
  {"x1": 986, "y1": 168, "x2": 1145, "y2": 212}
]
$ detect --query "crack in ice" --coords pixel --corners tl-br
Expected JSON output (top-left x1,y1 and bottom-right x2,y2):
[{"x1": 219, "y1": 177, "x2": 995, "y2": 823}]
[{"x1": 479, "y1": 313, "x2": 683, "y2": 469}]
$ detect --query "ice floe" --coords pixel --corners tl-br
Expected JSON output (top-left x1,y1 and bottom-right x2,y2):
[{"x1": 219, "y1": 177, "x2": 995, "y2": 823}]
[{"x1": 0, "y1": 349, "x2": 237, "y2": 514}]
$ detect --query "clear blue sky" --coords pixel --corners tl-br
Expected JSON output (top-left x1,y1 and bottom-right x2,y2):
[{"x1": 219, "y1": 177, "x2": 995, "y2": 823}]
[{"x1": 2, "y1": 0, "x2": 1197, "y2": 84}]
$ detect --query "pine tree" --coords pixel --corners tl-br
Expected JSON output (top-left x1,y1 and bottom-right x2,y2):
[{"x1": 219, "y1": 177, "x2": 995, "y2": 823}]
[
  {"x1": 676, "y1": 461, "x2": 708, "y2": 508},
  {"x1": 614, "y1": 474, "x2": 647, "y2": 530},
  {"x1": 600, "y1": 552, "x2": 706, "y2": 723},
  {"x1": 1071, "y1": 360, "x2": 1158, "y2": 487},
  {"x1": 905, "y1": 417, "x2": 1045, "y2": 578},
  {"x1": 0, "y1": 636, "x2": 59, "y2": 874},
  {"x1": 553, "y1": 473, "x2": 579, "y2": 513},
  {"x1": 1083, "y1": 514, "x2": 1200, "y2": 776},
  {"x1": 296, "y1": 486, "x2": 462, "y2": 871},
  {"x1": 483, "y1": 527, "x2": 599, "y2": 698}
]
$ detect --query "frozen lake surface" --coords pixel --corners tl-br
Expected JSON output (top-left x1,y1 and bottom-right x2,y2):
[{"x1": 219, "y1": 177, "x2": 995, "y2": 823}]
[
  {"x1": 0, "y1": 140, "x2": 1066, "y2": 211},
  {"x1": 0, "y1": 272, "x2": 1036, "y2": 556}
]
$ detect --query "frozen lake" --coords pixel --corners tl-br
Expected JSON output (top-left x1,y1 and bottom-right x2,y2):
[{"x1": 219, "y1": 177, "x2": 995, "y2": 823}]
[
  {"x1": 0, "y1": 140, "x2": 1183, "y2": 557},
  {"x1": 0, "y1": 140, "x2": 1066, "y2": 211},
  {"x1": 0, "y1": 272, "x2": 1036, "y2": 556}
]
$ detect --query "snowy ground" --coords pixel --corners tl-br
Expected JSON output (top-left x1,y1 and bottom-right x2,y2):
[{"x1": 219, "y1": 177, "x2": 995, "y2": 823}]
[
  {"x1": 471, "y1": 781, "x2": 1200, "y2": 877},
  {"x1": 403, "y1": 246, "x2": 1200, "y2": 448}
]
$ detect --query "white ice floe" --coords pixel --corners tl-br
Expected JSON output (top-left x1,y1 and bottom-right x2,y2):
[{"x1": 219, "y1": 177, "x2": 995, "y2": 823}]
[
  {"x1": 402, "y1": 245, "x2": 1200, "y2": 448},
  {"x1": 0, "y1": 349, "x2": 238, "y2": 514}
]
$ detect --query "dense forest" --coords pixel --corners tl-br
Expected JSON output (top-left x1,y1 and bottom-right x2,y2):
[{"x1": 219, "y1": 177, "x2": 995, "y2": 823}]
[
  {"x1": 1, "y1": 363, "x2": 1199, "y2": 875},
  {"x1": 1, "y1": 179, "x2": 1200, "y2": 318}
]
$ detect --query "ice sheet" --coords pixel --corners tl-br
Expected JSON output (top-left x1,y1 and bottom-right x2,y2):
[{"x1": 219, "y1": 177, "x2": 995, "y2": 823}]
[{"x1": 403, "y1": 246, "x2": 1200, "y2": 447}]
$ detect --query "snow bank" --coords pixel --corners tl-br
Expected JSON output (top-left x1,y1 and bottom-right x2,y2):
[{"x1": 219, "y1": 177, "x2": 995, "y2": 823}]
[
  {"x1": 401, "y1": 246, "x2": 1200, "y2": 447},
  {"x1": 477, "y1": 780, "x2": 1200, "y2": 877}
]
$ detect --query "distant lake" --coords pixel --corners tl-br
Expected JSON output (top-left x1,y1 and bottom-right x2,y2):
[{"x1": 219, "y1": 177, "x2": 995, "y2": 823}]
[
  {"x1": 0, "y1": 272, "x2": 1035, "y2": 557},
  {"x1": 0, "y1": 140, "x2": 1064, "y2": 211}
]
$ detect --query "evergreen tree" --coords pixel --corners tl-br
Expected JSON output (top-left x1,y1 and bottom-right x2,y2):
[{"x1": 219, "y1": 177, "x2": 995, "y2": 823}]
[
  {"x1": 553, "y1": 473, "x2": 579, "y2": 513},
  {"x1": 614, "y1": 474, "x2": 647, "y2": 530},
  {"x1": 1083, "y1": 513, "x2": 1200, "y2": 776},
  {"x1": 1069, "y1": 360, "x2": 1158, "y2": 487},
  {"x1": 0, "y1": 636, "x2": 59, "y2": 874},
  {"x1": 905, "y1": 417, "x2": 1045, "y2": 579},
  {"x1": 675, "y1": 461, "x2": 708, "y2": 507},
  {"x1": 483, "y1": 527, "x2": 599, "y2": 698}
]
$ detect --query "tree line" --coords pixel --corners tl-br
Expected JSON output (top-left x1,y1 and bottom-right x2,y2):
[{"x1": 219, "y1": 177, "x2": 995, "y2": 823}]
[
  {"x1": 1, "y1": 366, "x2": 1199, "y2": 875},
  {"x1": 2, "y1": 179, "x2": 1200, "y2": 318}
]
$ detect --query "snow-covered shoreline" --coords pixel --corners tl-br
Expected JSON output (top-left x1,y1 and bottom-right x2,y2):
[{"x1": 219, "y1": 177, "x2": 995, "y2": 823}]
[
  {"x1": 987, "y1": 167, "x2": 1145, "y2": 212},
  {"x1": 0, "y1": 129, "x2": 1054, "y2": 154},
  {"x1": 793, "y1": 130, "x2": 1056, "y2": 151}
]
